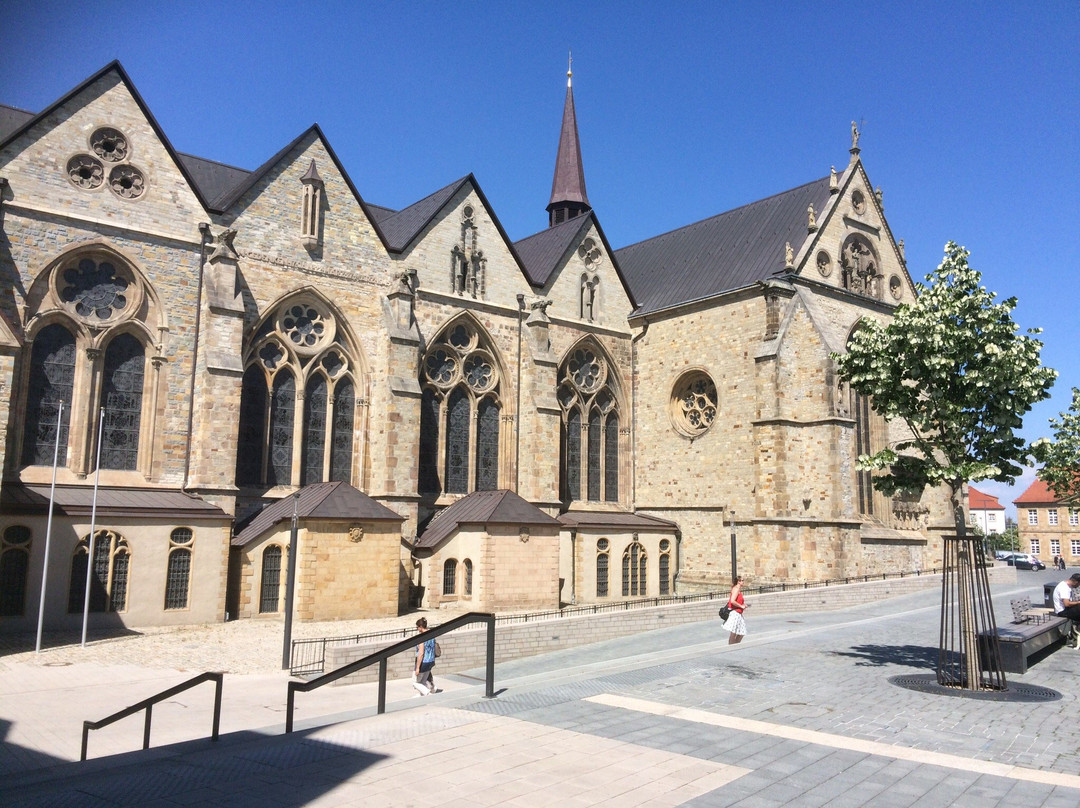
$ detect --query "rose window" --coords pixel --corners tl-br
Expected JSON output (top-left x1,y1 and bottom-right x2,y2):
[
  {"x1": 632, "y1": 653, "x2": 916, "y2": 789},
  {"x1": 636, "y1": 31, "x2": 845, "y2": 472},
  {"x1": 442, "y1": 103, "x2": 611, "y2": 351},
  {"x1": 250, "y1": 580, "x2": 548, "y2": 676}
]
[
  {"x1": 60, "y1": 258, "x2": 130, "y2": 320},
  {"x1": 463, "y1": 354, "x2": 495, "y2": 392},
  {"x1": 568, "y1": 349, "x2": 603, "y2": 393},
  {"x1": 578, "y1": 237, "x2": 603, "y2": 269},
  {"x1": 108, "y1": 165, "x2": 146, "y2": 199},
  {"x1": 277, "y1": 301, "x2": 333, "y2": 355},
  {"x1": 91, "y1": 128, "x2": 129, "y2": 162},
  {"x1": 67, "y1": 155, "x2": 104, "y2": 189},
  {"x1": 672, "y1": 371, "x2": 718, "y2": 436},
  {"x1": 424, "y1": 349, "x2": 457, "y2": 387}
]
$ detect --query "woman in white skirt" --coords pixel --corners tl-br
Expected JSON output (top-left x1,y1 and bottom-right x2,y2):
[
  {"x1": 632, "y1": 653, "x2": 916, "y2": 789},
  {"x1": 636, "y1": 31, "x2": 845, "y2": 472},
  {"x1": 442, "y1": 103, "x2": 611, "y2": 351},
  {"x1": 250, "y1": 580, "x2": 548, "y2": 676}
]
[{"x1": 723, "y1": 575, "x2": 749, "y2": 644}]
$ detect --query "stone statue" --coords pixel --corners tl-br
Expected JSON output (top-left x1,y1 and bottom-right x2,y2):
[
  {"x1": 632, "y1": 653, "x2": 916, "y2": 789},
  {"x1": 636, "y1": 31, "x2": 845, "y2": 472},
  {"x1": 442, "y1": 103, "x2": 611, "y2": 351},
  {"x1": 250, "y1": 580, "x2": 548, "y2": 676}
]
[
  {"x1": 851, "y1": 121, "x2": 860, "y2": 150},
  {"x1": 785, "y1": 242, "x2": 794, "y2": 267},
  {"x1": 208, "y1": 227, "x2": 238, "y2": 263},
  {"x1": 807, "y1": 204, "x2": 817, "y2": 231}
]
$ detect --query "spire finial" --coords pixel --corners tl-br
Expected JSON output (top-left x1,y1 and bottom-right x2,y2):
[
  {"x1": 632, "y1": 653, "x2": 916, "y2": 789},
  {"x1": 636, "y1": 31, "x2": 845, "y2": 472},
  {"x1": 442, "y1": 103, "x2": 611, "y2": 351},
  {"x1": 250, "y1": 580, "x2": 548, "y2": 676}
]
[{"x1": 567, "y1": 50, "x2": 573, "y2": 87}]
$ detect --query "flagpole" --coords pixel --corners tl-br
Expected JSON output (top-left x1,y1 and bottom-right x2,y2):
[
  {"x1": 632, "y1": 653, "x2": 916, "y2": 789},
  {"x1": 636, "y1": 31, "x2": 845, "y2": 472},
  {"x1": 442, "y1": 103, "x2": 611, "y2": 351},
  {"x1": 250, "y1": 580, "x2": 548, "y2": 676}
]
[
  {"x1": 81, "y1": 408, "x2": 105, "y2": 648},
  {"x1": 35, "y1": 401, "x2": 64, "y2": 654}
]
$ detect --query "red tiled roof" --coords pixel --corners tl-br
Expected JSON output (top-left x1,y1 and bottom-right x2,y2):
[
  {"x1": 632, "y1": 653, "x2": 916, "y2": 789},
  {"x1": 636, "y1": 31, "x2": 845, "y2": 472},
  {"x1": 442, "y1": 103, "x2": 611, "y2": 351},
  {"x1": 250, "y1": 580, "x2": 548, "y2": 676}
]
[
  {"x1": 1013, "y1": 479, "x2": 1058, "y2": 505},
  {"x1": 967, "y1": 486, "x2": 1004, "y2": 510}
]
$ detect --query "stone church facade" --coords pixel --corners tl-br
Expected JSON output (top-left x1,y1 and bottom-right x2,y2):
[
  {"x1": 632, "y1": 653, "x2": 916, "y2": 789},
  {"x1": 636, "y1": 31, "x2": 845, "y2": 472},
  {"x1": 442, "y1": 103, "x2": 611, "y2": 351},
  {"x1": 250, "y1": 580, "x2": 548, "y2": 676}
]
[{"x1": 0, "y1": 63, "x2": 953, "y2": 632}]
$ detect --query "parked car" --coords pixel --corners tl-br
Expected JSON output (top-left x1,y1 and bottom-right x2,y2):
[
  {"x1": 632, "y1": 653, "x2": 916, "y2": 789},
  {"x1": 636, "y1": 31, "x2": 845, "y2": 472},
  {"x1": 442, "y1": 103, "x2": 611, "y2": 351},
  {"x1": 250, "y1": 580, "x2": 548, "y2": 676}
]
[{"x1": 1002, "y1": 552, "x2": 1046, "y2": 570}]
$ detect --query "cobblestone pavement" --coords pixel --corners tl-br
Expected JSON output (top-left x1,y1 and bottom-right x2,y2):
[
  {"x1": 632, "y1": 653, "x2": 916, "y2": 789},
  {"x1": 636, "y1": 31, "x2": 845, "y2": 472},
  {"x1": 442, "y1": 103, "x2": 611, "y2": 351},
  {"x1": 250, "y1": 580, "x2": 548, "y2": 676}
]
[{"x1": 2, "y1": 570, "x2": 1078, "y2": 807}]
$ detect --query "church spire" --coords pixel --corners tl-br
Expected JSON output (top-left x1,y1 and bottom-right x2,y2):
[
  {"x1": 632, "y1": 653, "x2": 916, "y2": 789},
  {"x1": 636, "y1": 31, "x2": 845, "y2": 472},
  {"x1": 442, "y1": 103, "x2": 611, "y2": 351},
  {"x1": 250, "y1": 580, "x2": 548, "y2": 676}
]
[{"x1": 547, "y1": 52, "x2": 591, "y2": 227}]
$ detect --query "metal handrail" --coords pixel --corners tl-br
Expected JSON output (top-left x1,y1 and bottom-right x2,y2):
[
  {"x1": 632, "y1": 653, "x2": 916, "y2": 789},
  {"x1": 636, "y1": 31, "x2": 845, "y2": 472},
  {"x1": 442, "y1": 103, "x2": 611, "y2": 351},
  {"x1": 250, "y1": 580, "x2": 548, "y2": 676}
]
[
  {"x1": 286, "y1": 611, "x2": 495, "y2": 733},
  {"x1": 81, "y1": 671, "x2": 223, "y2": 761}
]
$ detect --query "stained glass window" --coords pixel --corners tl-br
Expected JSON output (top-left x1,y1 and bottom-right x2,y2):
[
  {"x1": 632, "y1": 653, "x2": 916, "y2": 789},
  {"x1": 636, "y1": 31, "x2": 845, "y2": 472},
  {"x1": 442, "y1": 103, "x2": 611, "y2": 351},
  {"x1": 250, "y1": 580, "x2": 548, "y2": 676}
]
[
  {"x1": 476, "y1": 397, "x2": 499, "y2": 490},
  {"x1": 587, "y1": 409, "x2": 602, "y2": 501},
  {"x1": 596, "y1": 549, "x2": 608, "y2": 598},
  {"x1": 330, "y1": 378, "x2": 354, "y2": 483},
  {"x1": 565, "y1": 409, "x2": 581, "y2": 501},
  {"x1": 236, "y1": 366, "x2": 268, "y2": 485},
  {"x1": 260, "y1": 545, "x2": 282, "y2": 613},
  {"x1": 164, "y1": 528, "x2": 192, "y2": 610},
  {"x1": 418, "y1": 388, "x2": 441, "y2": 494},
  {"x1": 101, "y1": 334, "x2": 144, "y2": 470},
  {"x1": 23, "y1": 324, "x2": 76, "y2": 466},
  {"x1": 445, "y1": 388, "x2": 469, "y2": 494},
  {"x1": 623, "y1": 543, "x2": 646, "y2": 597},
  {"x1": 301, "y1": 375, "x2": 327, "y2": 485},
  {"x1": 443, "y1": 558, "x2": 457, "y2": 595},
  {"x1": 60, "y1": 258, "x2": 129, "y2": 320},
  {"x1": 268, "y1": 372, "x2": 295, "y2": 486},
  {"x1": 67, "y1": 531, "x2": 126, "y2": 613},
  {"x1": 854, "y1": 392, "x2": 873, "y2": 516},
  {"x1": 0, "y1": 526, "x2": 31, "y2": 617},
  {"x1": 604, "y1": 414, "x2": 619, "y2": 502},
  {"x1": 659, "y1": 552, "x2": 670, "y2": 595}
]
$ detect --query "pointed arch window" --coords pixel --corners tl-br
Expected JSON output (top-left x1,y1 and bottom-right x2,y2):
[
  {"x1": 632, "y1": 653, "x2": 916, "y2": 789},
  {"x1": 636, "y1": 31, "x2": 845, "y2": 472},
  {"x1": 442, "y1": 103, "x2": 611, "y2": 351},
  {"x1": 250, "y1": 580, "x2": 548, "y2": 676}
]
[
  {"x1": 558, "y1": 345, "x2": 620, "y2": 504},
  {"x1": 164, "y1": 528, "x2": 193, "y2": 610},
  {"x1": 659, "y1": 539, "x2": 671, "y2": 596},
  {"x1": 236, "y1": 298, "x2": 359, "y2": 488},
  {"x1": 596, "y1": 538, "x2": 609, "y2": 598},
  {"x1": 463, "y1": 559, "x2": 473, "y2": 597},
  {"x1": 0, "y1": 526, "x2": 32, "y2": 616},
  {"x1": 260, "y1": 545, "x2": 283, "y2": 613},
  {"x1": 854, "y1": 390, "x2": 874, "y2": 516},
  {"x1": 418, "y1": 321, "x2": 503, "y2": 498},
  {"x1": 68, "y1": 530, "x2": 129, "y2": 613},
  {"x1": 100, "y1": 333, "x2": 145, "y2": 471},
  {"x1": 22, "y1": 324, "x2": 76, "y2": 466},
  {"x1": 622, "y1": 541, "x2": 647, "y2": 597}
]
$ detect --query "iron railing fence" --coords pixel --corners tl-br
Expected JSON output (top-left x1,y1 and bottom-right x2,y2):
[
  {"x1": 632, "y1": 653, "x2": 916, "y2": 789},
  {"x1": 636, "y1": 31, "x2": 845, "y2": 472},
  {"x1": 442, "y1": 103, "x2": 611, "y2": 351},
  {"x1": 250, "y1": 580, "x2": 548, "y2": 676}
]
[{"x1": 290, "y1": 565, "x2": 947, "y2": 676}]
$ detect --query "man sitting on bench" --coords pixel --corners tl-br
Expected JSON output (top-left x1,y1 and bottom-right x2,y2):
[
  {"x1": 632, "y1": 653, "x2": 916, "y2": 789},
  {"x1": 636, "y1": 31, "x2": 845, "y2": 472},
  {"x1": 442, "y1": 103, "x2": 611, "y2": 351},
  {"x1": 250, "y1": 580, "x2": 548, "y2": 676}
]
[{"x1": 1052, "y1": 572, "x2": 1080, "y2": 648}]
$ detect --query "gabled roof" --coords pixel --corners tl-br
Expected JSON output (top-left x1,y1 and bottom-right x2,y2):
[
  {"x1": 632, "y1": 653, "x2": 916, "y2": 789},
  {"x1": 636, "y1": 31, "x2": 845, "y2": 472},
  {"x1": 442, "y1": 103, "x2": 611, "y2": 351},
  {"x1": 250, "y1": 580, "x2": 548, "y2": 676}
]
[
  {"x1": 231, "y1": 481, "x2": 403, "y2": 547},
  {"x1": 1, "y1": 484, "x2": 227, "y2": 520},
  {"x1": 0, "y1": 103, "x2": 34, "y2": 141},
  {"x1": 177, "y1": 153, "x2": 251, "y2": 207},
  {"x1": 557, "y1": 511, "x2": 678, "y2": 531},
  {"x1": 0, "y1": 61, "x2": 217, "y2": 214},
  {"x1": 513, "y1": 211, "x2": 638, "y2": 307},
  {"x1": 414, "y1": 489, "x2": 561, "y2": 550},
  {"x1": 375, "y1": 176, "x2": 470, "y2": 251},
  {"x1": 1014, "y1": 479, "x2": 1068, "y2": 506},
  {"x1": 968, "y1": 486, "x2": 1005, "y2": 510},
  {"x1": 616, "y1": 177, "x2": 833, "y2": 316}
]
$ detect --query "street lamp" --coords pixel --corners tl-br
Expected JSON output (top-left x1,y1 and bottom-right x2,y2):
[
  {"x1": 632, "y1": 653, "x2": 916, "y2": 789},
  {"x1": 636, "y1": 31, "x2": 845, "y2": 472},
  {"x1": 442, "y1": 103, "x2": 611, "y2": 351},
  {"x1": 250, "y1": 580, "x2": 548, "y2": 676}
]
[{"x1": 729, "y1": 509, "x2": 737, "y2": 583}]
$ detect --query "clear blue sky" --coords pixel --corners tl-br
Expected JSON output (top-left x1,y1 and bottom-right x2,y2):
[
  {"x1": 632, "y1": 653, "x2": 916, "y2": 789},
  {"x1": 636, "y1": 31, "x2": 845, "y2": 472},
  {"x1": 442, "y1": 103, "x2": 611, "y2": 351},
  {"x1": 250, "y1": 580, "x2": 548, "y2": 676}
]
[{"x1": 3, "y1": 1, "x2": 1078, "y2": 515}]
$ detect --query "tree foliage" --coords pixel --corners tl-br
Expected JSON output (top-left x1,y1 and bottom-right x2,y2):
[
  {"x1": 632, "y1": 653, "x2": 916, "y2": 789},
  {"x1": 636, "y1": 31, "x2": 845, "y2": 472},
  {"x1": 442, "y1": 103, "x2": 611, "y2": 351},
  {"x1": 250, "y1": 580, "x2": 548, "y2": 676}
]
[
  {"x1": 1032, "y1": 387, "x2": 1080, "y2": 503},
  {"x1": 833, "y1": 242, "x2": 1057, "y2": 528}
]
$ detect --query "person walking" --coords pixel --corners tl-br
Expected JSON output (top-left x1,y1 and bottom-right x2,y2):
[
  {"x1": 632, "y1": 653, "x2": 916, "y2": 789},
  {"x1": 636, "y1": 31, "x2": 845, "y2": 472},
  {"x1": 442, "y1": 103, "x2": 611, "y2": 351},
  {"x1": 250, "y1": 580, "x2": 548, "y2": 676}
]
[
  {"x1": 412, "y1": 617, "x2": 441, "y2": 695},
  {"x1": 722, "y1": 575, "x2": 749, "y2": 645}
]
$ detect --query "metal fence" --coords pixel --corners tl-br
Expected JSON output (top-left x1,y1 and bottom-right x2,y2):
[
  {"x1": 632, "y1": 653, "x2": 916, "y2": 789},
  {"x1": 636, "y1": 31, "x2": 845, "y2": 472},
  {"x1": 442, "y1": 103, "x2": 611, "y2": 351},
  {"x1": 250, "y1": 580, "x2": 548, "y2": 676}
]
[{"x1": 290, "y1": 565, "x2": 946, "y2": 676}]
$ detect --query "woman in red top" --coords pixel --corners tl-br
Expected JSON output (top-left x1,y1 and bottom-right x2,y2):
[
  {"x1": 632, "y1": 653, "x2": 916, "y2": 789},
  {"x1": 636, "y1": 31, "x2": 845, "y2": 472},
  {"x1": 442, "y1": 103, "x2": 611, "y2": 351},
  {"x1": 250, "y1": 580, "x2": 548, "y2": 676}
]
[{"x1": 722, "y1": 575, "x2": 749, "y2": 644}]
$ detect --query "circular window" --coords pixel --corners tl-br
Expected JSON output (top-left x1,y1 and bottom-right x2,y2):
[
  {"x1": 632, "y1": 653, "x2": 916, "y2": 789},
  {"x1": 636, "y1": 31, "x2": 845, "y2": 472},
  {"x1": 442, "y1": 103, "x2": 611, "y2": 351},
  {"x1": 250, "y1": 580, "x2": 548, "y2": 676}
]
[
  {"x1": 59, "y1": 257, "x2": 134, "y2": 322},
  {"x1": 816, "y1": 250, "x2": 832, "y2": 277},
  {"x1": 568, "y1": 349, "x2": 604, "y2": 393},
  {"x1": 424, "y1": 349, "x2": 457, "y2": 387},
  {"x1": 4, "y1": 525, "x2": 31, "y2": 545},
  {"x1": 597, "y1": 538, "x2": 609, "y2": 552},
  {"x1": 671, "y1": 370, "x2": 718, "y2": 437},
  {"x1": 277, "y1": 300, "x2": 335, "y2": 356},
  {"x1": 90, "y1": 127, "x2": 129, "y2": 162},
  {"x1": 108, "y1": 164, "x2": 146, "y2": 199},
  {"x1": 578, "y1": 237, "x2": 603, "y2": 269},
  {"x1": 889, "y1": 274, "x2": 903, "y2": 300},
  {"x1": 852, "y1": 190, "x2": 866, "y2": 215},
  {"x1": 660, "y1": 539, "x2": 670, "y2": 552},
  {"x1": 67, "y1": 154, "x2": 104, "y2": 189},
  {"x1": 463, "y1": 352, "x2": 496, "y2": 392}
]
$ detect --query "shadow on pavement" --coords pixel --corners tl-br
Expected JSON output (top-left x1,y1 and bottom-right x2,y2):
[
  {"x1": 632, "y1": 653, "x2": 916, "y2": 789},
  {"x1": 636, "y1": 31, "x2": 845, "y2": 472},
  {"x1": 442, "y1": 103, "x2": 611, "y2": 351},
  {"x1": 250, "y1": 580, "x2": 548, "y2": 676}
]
[{"x1": 829, "y1": 643, "x2": 940, "y2": 668}]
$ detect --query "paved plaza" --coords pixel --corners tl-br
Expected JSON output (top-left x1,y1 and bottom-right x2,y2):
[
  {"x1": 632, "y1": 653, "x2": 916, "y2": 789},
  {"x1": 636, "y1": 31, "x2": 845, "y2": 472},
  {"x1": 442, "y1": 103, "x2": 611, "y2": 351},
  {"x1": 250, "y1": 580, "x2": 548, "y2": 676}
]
[{"x1": 2, "y1": 569, "x2": 1078, "y2": 807}]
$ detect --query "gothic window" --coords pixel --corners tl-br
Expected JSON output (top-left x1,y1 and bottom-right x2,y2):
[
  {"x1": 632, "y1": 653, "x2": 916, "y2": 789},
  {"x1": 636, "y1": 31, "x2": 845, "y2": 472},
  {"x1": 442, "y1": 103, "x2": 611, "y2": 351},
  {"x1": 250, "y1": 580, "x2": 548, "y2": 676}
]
[
  {"x1": 854, "y1": 392, "x2": 874, "y2": 516},
  {"x1": 443, "y1": 558, "x2": 458, "y2": 596},
  {"x1": 0, "y1": 526, "x2": 32, "y2": 617},
  {"x1": 260, "y1": 545, "x2": 282, "y2": 613},
  {"x1": 329, "y1": 378, "x2": 355, "y2": 483},
  {"x1": 301, "y1": 374, "x2": 327, "y2": 486},
  {"x1": 659, "y1": 539, "x2": 671, "y2": 596},
  {"x1": 68, "y1": 530, "x2": 129, "y2": 614},
  {"x1": 164, "y1": 528, "x2": 193, "y2": 610},
  {"x1": 671, "y1": 370, "x2": 718, "y2": 437},
  {"x1": 100, "y1": 333, "x2": 145, "y2": 471},
  {"x1": 840, "y1": 235, "x2": 881, "y2": 299},
  {"x1": 237, "y1": 297, "x2": 359, "y2": 489},
  {"x1": 596, "y1": 538, "x2": 609, "y2": 598},
  {"x1": 268, "y1": 371, "x2": 295, "y2": 487},
  {"x1": 558, "y1": 344, "x2": 620, "y2": 504},
  {"x1": 464, "y1": 559, "x2": 473, "y2": 597},
  {"x1": 418, "y1": 321, "x2": 503, "y2": 498},
  {"x1": 23, "y1": 324, "x2": 76, "y2": 466},
  {"x1": 622, "y1": 541, "x2": 647, "y2": 597}
]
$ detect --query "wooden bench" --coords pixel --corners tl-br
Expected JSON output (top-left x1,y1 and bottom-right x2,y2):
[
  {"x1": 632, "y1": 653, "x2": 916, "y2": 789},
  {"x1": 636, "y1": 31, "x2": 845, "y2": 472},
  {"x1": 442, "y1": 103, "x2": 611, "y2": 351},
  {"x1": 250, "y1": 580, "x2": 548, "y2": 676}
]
[{"x1": 978, "y1": 597, "x2": 1072, "y2": 674}]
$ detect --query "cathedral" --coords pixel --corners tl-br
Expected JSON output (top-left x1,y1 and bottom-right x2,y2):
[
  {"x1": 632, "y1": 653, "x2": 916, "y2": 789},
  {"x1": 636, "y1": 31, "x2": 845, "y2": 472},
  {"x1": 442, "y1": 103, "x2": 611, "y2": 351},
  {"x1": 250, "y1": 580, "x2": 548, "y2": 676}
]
[{"x1": 0, "y1": 62, "x2": 954, "y2": 632}]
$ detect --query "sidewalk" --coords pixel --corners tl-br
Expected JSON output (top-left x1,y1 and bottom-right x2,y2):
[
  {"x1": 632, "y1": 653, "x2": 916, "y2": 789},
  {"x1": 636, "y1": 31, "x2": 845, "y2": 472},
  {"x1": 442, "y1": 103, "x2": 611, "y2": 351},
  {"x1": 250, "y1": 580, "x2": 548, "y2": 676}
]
[{"x1": 2, "y1": 574, "x2": 1079, "y2": 807}]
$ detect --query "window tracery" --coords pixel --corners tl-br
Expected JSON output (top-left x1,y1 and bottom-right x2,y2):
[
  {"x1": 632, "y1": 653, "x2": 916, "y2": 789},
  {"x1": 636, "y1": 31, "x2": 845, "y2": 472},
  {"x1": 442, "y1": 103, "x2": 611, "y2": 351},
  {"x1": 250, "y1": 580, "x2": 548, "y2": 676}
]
[
  {"x1": 418, "y1": 320, "x2": 503, "y2": 496},
  {"x1": 23, "y1": 324, "x2": 76, "y2": 466},
  {"x1": 671, "y1": 370, "x2": 718, "y2": 437},
  {"x1": 596, "y1": 538, "x2": 609, "y2": 598},
  {"x1": 68, "y1": 530, "x2": 129, "y2": 614},
  {"x1": 164, "y1": 528, "x2": 193, "y2": 610},
  {"x1": 659, "y1": 539, "x2": 671, "y2": 596},
  {"x1": 558, "y1": 344, "x2": 620, "y2": 503},
  {"x1": 100, "y1": 334, "x2": 145, "y2": 471},
  {"x1": 622, "y1": 541, "x2": 646, "y2": 597},
  {"x1": 0, "y1": 526, "x2": 31, "y2": 617}
]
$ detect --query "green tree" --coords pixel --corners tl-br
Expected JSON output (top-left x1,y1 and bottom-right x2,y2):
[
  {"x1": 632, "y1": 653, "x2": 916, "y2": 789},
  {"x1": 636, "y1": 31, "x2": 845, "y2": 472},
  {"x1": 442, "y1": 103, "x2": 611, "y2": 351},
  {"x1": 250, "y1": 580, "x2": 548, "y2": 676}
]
[
  {"x1": 834, "y1": 241, "x2": 1056, "y2": 689},
  {"x1": 1032, "y1": 387, "x2": 1080, "y2": 504},
  {"x1": 833, "y1": 242, "x2": 1056, "y2": 535}
]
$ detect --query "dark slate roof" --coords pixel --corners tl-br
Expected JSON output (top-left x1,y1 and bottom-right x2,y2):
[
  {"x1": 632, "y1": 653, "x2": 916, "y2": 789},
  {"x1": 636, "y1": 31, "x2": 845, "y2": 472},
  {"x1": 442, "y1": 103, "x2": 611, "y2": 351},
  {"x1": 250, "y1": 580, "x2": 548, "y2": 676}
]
[
  {"x1": 177, "y1": 153, "x2": 251, "y2": 208},
  {"x1": 616, "y1": 177, "x2": 833, "y2": 316},
  {"x1": 365, "y1": 203, "x2": 398, "y2": 224},
  {"x1": 513, "y1": 213, "x2": 593, "y2": 287},
  {"x1": 0, "y1": 484, "x2": 228, "y2": 520},
  {"x1": 557, "y1": 511, "x2": 678, "y2": 530},
  {"x1": 415, "y1": 490, "x2": 561, "y2": 550},
  {"x1": 232, "y1": 481, "x2": 403, "y2": 547},
  {"x1": 0, "y1": 103, "x2": 34, "y2": 142},
  {"x1": 376, "y1": 176, "x2": 470, "y2": 251},
  {"x1": 549, "y1": 81, "x2": 589, "y2": 208}
]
